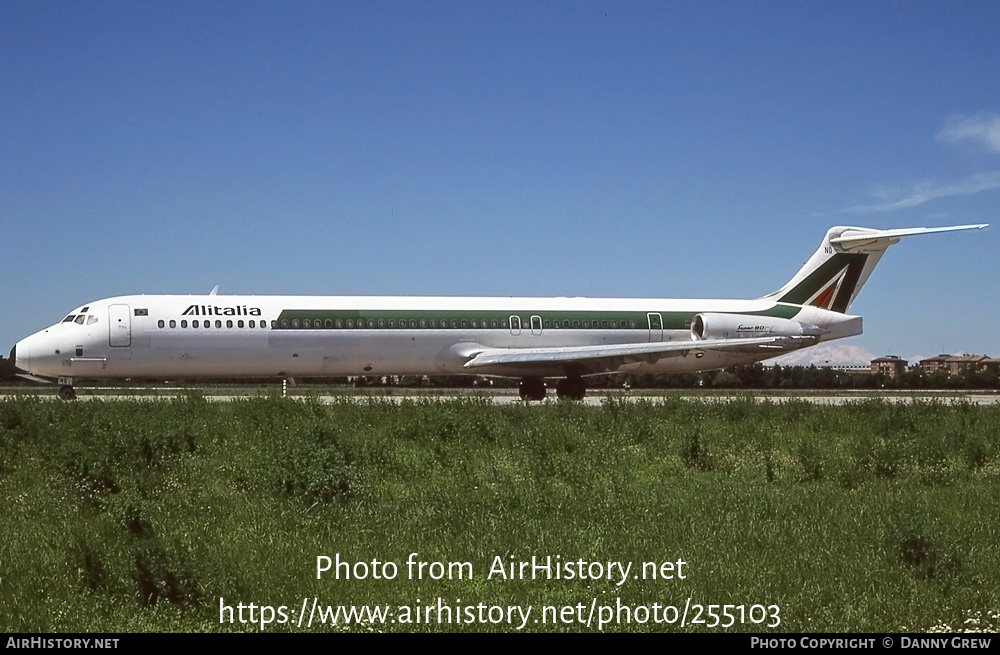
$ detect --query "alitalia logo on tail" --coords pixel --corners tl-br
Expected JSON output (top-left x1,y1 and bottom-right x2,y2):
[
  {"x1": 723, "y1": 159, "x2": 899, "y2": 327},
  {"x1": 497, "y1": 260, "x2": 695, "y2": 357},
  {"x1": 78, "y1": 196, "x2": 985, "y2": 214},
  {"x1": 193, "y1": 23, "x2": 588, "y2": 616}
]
[{"x1": 182, "y1": 305, "x2": 262, "y2": 316}]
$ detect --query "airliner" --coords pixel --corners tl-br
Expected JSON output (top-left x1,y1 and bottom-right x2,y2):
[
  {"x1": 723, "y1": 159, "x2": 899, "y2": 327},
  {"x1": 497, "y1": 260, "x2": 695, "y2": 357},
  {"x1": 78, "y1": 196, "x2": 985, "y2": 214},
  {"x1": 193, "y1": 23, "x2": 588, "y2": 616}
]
[{"x1": 9, "y1": 224, "x2": 987, "y2": 400}]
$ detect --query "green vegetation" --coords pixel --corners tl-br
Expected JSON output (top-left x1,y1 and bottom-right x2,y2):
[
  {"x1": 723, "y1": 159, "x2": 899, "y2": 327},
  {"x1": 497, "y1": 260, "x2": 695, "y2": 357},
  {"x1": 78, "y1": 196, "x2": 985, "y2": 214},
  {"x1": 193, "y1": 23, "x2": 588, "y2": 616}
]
[{"x1": 1, "y1": 397, "x2": 998, "y2": 632}]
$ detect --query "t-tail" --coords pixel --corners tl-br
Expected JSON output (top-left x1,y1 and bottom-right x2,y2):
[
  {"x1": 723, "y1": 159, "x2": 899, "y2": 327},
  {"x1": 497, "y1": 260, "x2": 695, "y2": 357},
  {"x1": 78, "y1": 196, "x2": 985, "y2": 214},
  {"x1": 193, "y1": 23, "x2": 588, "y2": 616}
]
[{"x1": 761, "y1": 224, "x2": 988, "y2": 312}]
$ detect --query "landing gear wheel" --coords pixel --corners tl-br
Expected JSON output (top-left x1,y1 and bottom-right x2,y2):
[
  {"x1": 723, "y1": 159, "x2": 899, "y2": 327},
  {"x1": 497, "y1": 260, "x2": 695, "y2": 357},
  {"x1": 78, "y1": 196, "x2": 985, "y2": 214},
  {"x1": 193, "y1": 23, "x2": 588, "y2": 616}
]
[
  {"x1": 58, "y1": 386, "x2": 77, "y2": 401},
  {"x1": 518, "y1": 378, "x2": 546, "y2": 401},
  {"x1": 556, "y1": 377, "x2": 586, "y2": 400}
]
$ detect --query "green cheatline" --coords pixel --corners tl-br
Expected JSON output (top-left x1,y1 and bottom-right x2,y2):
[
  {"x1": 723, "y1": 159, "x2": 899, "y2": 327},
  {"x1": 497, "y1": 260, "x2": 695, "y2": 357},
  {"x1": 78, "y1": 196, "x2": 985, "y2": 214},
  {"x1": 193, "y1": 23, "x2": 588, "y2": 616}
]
[{"x1": 273, "y1": 305, "x2": 801, "y2": 331}]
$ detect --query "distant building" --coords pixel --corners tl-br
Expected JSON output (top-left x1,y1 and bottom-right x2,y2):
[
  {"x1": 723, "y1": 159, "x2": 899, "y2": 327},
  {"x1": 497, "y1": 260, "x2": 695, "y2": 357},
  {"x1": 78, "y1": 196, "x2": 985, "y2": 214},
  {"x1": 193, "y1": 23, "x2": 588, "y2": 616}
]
[
  {"x1": 870, "y1": 355, "x2": 907, "y2": 378},
  {"x1": 918, "y1": 354, "x2": 990, "y2": 376}
]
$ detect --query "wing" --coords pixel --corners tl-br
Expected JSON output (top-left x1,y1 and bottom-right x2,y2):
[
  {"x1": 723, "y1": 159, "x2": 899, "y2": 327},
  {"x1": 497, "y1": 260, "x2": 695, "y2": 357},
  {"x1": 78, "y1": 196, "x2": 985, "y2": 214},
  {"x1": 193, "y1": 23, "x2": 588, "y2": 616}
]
[{"x1": 462, "y1": 336, "x2": 812, "y2": 373}]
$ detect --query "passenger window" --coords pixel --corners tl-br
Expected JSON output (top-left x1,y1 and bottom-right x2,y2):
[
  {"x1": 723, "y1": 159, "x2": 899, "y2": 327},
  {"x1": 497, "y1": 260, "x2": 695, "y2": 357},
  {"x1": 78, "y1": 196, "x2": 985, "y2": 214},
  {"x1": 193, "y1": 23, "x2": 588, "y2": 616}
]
[
  {"x1": 181, "y1": 320, "x2": 188, "y2": 328},
  {"x1": 248, "y1": 320, "x2": 255, "y2": 328},
  {"x1": 335, "y1": 319, "x2": 343, "y2": 328},
  {"x1": 169, "y1": 320, "x2": 177, "y2": 328},
  {"x1": 216, "y1": 320, "x2": 222, "y2": 328},
  {"x1": 238, "y1": 320, "x2": 244, "y2": 328},
  {"x1": 193, "y1": 320, "x2": 199, "y2": 328},
  {"x1": 158, "y1": 320, "x2": 165, "y2": 328},
  {"x1": 226, "y1": 320, "x2": 233, "y2": 328},
  {"x1": 419, "y1": 320, "x2": 427, "y2": 328},
  {"x1": 325, "y1": 320, "x2": 333, "y2": 328}
]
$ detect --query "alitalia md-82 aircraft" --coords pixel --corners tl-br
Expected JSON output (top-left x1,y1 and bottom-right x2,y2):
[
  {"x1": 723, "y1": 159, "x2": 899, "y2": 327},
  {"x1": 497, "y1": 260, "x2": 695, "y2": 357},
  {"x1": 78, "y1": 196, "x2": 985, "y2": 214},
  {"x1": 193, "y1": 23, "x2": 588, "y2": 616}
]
[{"x1": 9, "y1": 224, "x2": 987, "y2": 400}]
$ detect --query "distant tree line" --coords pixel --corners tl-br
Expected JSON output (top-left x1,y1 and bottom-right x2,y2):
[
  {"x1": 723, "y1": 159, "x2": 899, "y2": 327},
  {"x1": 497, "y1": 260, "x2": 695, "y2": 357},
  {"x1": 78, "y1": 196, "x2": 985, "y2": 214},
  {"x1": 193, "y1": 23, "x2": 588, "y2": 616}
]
[
  {"x1": 593, "y1": 363, "x2": 997, "y2": 390},
  {"x1": 0, "y1": 357, "x2": 16, "y2": 381},
  {"x1": 1, "y1": 358, "x2": 996, "y2": 389},
  {"x1": 312, "y1": 363, "x2": 1000, "y2": 390},
  {"x1": 603, "y1": 363, "x2": 999, "y2": 390}
]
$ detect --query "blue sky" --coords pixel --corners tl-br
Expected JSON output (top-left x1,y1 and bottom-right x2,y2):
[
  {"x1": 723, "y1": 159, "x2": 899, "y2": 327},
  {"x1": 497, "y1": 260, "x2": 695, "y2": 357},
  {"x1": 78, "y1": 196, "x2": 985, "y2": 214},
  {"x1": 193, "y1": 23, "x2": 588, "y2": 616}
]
[{"x1": 2, "y1": 1, "x2": 998, "y2": 363}]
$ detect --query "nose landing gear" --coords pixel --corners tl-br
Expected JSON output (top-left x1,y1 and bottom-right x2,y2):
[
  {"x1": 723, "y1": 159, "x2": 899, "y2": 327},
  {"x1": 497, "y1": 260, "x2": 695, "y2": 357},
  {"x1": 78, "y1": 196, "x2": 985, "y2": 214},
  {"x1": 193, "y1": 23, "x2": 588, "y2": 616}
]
[{"x1": 57, "y1": 376, "x2": 77, "y2": 401}]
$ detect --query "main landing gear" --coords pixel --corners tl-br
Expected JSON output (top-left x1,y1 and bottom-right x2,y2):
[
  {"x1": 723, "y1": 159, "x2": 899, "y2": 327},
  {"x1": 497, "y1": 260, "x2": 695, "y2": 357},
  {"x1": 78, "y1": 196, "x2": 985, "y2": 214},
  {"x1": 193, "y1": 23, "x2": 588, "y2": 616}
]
[
  {"x1": 518, "y1": 377, "x2": 546, "y2": 401},
  {"x1": 555, "y1": 375, "x2": 586, "y2": 401},
  {"x1": 518, "y1": 374, "x2": 587, "y2": 401}
]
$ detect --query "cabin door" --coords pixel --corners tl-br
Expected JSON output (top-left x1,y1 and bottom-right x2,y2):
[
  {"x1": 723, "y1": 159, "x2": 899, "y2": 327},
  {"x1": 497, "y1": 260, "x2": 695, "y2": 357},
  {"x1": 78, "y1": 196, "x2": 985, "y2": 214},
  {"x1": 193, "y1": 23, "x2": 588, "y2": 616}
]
[
  {"x1": 108, "y1": 304, "x2": 132, "y2": 347},
  {"x1": 647, "y1": 312, "x2": 663, "y2": 343}
]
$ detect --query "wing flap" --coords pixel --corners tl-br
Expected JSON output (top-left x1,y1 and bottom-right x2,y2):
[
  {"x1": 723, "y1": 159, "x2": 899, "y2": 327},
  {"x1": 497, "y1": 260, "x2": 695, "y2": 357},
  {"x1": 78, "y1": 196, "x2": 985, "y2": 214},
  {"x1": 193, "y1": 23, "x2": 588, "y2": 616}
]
[{"x1": 463, "y1": 336, "x2": 811, "y2": 370}]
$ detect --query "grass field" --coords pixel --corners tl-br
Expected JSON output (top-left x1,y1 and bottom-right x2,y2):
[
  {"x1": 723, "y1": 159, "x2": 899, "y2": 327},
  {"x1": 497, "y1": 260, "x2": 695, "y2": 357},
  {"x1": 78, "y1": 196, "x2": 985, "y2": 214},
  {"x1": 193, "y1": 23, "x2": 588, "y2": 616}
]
[{"x1": 1, "y1": 396, "x2": 998, "y2": 632}]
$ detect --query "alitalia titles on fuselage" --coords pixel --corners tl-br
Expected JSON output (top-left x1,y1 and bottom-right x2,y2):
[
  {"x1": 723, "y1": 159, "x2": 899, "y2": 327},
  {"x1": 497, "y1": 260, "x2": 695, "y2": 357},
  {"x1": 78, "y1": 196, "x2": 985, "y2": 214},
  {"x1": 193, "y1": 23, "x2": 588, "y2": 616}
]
[{"x1": 182, "y1": 305, "x2": 262, "y2": 317}]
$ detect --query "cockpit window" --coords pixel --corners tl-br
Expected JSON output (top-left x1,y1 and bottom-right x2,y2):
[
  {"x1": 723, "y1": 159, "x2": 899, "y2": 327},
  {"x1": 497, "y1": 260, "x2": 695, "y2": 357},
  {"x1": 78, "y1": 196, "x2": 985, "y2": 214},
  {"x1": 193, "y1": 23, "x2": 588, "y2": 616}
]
[
  {"x1": 62, "y1": 315, "x2": 76, "y2": 323},
  {"x1": 86, "y1": 315, "x2": 98, "y2": 325},
  {"x1": 74, "y1": 315, "x2": 86, "y2": 325},
  {"x1": 80, "y1": 306, "x2": 89, "y2": 312}
]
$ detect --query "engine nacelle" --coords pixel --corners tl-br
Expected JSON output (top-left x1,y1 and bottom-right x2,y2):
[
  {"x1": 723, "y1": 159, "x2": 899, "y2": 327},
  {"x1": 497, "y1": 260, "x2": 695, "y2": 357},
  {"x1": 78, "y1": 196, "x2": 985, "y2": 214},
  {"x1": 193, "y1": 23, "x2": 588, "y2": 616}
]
[{"x1": 690, "y1": 313, "x2": 823, "y2": 341}]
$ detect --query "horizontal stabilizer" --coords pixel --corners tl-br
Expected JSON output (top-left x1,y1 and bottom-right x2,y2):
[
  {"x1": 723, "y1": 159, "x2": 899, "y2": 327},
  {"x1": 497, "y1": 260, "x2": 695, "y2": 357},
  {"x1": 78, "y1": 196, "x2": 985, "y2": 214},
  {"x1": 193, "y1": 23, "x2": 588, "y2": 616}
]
[{"x1": 830, "y1": 224, "x2": 988, "y2": 247}]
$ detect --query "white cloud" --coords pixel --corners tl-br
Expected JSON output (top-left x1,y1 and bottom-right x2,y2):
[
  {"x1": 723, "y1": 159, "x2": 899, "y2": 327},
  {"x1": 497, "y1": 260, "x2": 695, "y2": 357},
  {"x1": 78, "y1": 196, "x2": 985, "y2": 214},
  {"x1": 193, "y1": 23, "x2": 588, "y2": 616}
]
[
  {"x1": 937, "y1": 113, "x2": 1000, "y2": 153},
  {"x1": 846, "y1": 170, "x2": 1000, "y2": 212}
]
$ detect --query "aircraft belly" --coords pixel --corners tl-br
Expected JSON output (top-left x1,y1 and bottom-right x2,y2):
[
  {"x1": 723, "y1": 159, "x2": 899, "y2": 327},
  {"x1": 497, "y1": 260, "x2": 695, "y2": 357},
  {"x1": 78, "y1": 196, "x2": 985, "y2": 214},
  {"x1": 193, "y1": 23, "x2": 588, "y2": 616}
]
[
  {"x1": 272, "y1": 331, "x2": 448, "y2": 376},
  {"x1": 134, "y1": 328, "x2": 777, "y2": 379}
]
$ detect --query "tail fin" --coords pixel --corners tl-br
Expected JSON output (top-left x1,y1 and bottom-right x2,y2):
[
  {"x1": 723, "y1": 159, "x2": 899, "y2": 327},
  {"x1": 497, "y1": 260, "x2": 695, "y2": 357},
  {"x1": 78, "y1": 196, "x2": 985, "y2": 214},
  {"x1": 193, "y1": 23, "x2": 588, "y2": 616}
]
[{"x1": 761, "y1": 224, "x2": 987, "y2": 312}]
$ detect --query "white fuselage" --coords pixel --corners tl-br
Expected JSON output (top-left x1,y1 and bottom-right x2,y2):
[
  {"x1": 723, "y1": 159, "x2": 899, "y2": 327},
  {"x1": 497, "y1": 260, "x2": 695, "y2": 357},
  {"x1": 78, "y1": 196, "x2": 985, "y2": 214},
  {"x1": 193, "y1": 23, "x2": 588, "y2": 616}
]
[{"x1": 13, "y1": 294, "x2": 860, "y2": 381}]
